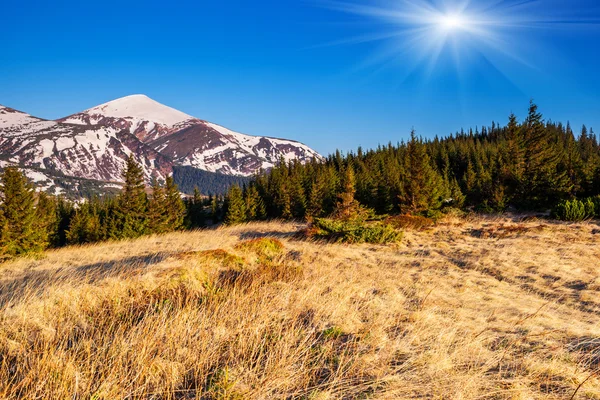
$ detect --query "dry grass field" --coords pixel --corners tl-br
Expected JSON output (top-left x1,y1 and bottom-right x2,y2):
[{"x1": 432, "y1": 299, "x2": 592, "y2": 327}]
[{"x1": 1, "y1": 215, "x2": 600, "y2": 399}]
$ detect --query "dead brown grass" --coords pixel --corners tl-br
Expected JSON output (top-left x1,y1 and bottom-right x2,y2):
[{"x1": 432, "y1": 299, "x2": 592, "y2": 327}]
[{"x1": 1, "y1": 216, "x2": 599, "y2": 399}]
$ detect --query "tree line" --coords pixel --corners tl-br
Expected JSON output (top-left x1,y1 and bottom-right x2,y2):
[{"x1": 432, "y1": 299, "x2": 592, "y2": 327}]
[
  {"x1": 1, "y1": 102, "x2": 598, "y2": 257},
  {"x1": 0, "y1": 156, "x2": 224, "y2": 258},
  {"x1": 223, "y1": 102, "x2": 599, "y2": 223}
]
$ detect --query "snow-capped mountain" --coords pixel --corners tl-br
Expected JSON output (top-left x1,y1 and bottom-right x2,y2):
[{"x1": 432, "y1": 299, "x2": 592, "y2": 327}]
[
  {"x1": 0, "y1": 95, "x2": 322, "y2": 196},
  {"x1": 60, "y1": 94, "x2": 322, "y2": 176},
  {"x1": 59, "y1": 94, "x2": 199, "y2": 143},
  {"x1": 0, "y1": 105, "x2": 172, "y2": 183}
]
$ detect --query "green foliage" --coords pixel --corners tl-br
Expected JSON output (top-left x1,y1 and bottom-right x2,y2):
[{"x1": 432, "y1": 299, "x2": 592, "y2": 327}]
[
  {"x1": 35, "y1": 192, "x2": 58, "y2": 248},
  {"x1": 551, "y1": 198, "x2": 595, "y2": 221},
  {"x1": 110, "y1": 155, "x2": 149, "y2": 239},
  {"x1": 224, "y1": 185, "x2": 246, "y2": 225},
  {"x1": 164, "y1": 176, "x2": 186, "y2": 232},
  {"x1": 66, "y1": 201, "x2": 103, "y2": 244},
  {"x1": 244, "y1": 185, "x2": 266, "y2": 221},
  {"x1": 309, "y1": 218, "x2": 402, "y2": 244},
  {"x1": 520, "y1": 101, "x2": 572, "y2": 208},
  {"x1": 245, "y1": 102, "x2": 599, "y2": 220},
  {"x1": 399, "y1": 130, "x2": 446, "y2": 214},
  {"x1": 0, "y1": 167, "x2": 50, "y2": 256}
]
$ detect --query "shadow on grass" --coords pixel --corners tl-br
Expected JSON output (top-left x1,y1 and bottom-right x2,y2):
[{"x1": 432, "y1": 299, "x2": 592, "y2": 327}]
[{"x1": 0, "y1": 252, "x2": 170, "y2": 308}]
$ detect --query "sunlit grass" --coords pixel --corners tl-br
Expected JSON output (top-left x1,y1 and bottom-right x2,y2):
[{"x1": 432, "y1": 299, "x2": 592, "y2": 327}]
[{"x1": 0, "y1": 216, "x2": 599, "y2": 398}]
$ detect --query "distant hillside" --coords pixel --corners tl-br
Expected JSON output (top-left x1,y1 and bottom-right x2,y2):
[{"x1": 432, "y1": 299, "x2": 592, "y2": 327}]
[{"x1": 173, "y1": 166, "x2": 252, "y2": 195}]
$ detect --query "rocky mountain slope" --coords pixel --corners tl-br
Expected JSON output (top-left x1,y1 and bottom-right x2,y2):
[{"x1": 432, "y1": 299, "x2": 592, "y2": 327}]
[
  {"x1": 0, "y1": 95, "x2": 322, "y2": 196},
  {"x1": 59, "y1": 95, "x2": 321, "y2": 176}
]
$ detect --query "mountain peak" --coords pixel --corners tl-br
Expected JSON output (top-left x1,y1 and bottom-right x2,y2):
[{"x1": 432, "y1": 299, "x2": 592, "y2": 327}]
[{"x1": 81, "y1": 94, "x2": 194, "y2": 127}]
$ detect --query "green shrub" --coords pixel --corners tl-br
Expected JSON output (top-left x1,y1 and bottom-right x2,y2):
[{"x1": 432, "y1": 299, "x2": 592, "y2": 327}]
[
  {"x1": 308, "y1": 218, "x2": 402, "y2": 244},
  {"x1": 551, "y1": 199, "x2": 595, "y2": 221}
]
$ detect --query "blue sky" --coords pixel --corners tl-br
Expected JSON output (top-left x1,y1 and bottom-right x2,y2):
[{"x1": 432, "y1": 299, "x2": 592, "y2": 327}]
[{"x1": 1, "y1": 0, "x2": 599, "y2": 155}]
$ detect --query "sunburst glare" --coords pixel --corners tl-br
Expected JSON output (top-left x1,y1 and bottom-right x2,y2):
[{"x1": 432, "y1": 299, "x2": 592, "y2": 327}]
[
  {"x1": 439, "y1": 13, "x2": 466, "y2": 31},
  {"x1": 320, "y1": 0, "x2": 600, "y2": 88}
]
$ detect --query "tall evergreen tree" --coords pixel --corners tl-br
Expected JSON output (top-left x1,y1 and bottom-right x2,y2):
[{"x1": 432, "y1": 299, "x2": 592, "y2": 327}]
[
  {"x1": 244, "y1": 185, "x2": 266, "y2": 221},
  {"x1": 148, "y1": 179, "x2": 168, "y2": 234},
  {"x1": 164, "y1": 176, "x2": 185, "y2": 231},
  {"x1": 399, "y1": 130, "x2": 445, "y2": 213},
  {"x1": 35, "y1": 192, "x2": 58, "y2": 248},
  {"x1": 224, "y1": 185, "x2": 246, "y2": 225},
  {"x1": 505, "y1": 113, "x2": 525, "y2": 199},
  {"x1": 112, "y1": 155, "x2": 149, "y2": 239},
  {"x1": 66, "y1": 201, "x2": 103, "y2": 244},
  {"x1": 0, "y1": 168, "x2": 47, "y2": 256},
  {"x1": 522, "y1": 101, "x2": 571, "y2": 208}
]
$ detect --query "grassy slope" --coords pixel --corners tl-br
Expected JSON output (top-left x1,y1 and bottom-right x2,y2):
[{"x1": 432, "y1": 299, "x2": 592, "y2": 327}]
[{"x1": 1, "y1": 216, "x2": 599, "y2": 399}]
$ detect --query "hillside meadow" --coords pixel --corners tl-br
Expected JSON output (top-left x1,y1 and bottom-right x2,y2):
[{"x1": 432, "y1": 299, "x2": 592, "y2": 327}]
[{"x1": 0, "y1": 215, "x2": 599, "y2": 399}]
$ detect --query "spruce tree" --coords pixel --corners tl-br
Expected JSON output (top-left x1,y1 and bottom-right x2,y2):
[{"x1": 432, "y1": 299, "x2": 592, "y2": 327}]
[
  {"x1": 224, "y1": 185, "x2": 246, "y2": 225},
  {"x1": 55, "y1": 197, "x2": 75, "y2": 247},
  {"x1": 244, "y1": 185, "x2": 266, "y2": 221},
  {"x1": 148, "y1": 179, "x2": 168, "y2": 234},
  {"x1": 164, "y1": 176, "x2": 185, "y2": 231},
  {"x1": 0, "y1": 168, "x2": 47, "y2": 256},
  {"x1": 66, "y1": 202, "x2": 103, "y2": 244},
  {"x1": 210, "y1": 195, "x2": 220, "y2": 223},
  {"x1": 307, "y1": 173, "x2": 328, "y2": 218},
  {"x1": 331, "y1": 166, "x2": 367, "y2": 221},
  {"x1": 505, "y1": 113, "x2": 525, "y2": 199},
  {"x1": 35, "y1": 192, "x2": 57, "y2": 248},
  {"x1": 113, "y1": 155, "x2": 149, "y2": 239},
  {"x1": 399, "y1": 130, "x2": 445, "y2": 214},
  {"x1": 522, "y1": 101, "x2": 571, "y2": 208}
]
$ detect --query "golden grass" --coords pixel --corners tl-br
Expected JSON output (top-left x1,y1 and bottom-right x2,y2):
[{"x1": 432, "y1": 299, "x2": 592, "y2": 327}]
[{"x1": 1, "y1": 216, "x2": 599, "y2": 399}]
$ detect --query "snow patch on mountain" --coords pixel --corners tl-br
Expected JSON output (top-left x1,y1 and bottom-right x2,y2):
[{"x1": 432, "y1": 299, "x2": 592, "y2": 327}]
[
  {"x1": 62, "y1": 94, "x2": 194, "y2": 127},
  {"x1": 1, "y1": 95, "x2": 323, "y2": 197}
]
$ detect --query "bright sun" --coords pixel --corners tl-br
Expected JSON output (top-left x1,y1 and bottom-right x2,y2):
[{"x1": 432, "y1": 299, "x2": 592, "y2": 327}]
[{"x1": 439, "y1": 14, "x2": 465, "y2": 31}]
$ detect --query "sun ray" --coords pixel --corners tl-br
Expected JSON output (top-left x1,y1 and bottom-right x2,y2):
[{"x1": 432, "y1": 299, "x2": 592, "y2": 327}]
[{"x1": 317, "y1": 0, "x2": 600, "y2": 89}]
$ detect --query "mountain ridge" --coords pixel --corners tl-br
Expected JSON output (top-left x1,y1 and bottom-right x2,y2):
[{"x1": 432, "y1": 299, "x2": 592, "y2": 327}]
[{"x1": 0, "y1": 95, "x2": 322, "y2": 197}]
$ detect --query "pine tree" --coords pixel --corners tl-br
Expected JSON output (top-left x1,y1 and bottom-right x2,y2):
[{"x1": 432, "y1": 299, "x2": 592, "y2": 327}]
[
  {"x1": 522, "y1": 101, "x2": 571, "y2": 208},
  {"x1": 35, "y1": 192, "x2": 57, "y2": 248},
  {"x1": 307, "y1": 173, "x2": 328, "y2": 218},
  {"x1": 505, "y1": 113, "x2": 524, "y2": 198},
  {"x1": 112, "y1": 155, "x2": 149, "y2": 239},
  {"x1": 55, "y1": 197, "x2": 75, "y2": 247},
  {"x1": 66, "y1": 202, "x2": 103, "y2": 244},
  {"x1": 244, "y1": 185, "x2": 266, "y2": 221},
  {"x1": 210, "y1": 195, "x2": 220, "y2": 223},
  {"x1": 164, "y1": 176, "x2": 185, "y2": 231},
  {"x1": 224, "y1": 185, "x2": 246, "y2": 225},
  {"x1": 148, "y1": 179, "x2": 168, "y2": 234},
  {"x1": 331, "y1": 166, "x2": 367, "y2": 221},
  {"x1": 448, "y1": 177, "x2": 466, "y2": 208},
  {"x1": 0, "y1": 168, "x2": 48, "y2": 256},
  {"x1": 399, "y1": 130, "x2": 445, "y2": 214}
]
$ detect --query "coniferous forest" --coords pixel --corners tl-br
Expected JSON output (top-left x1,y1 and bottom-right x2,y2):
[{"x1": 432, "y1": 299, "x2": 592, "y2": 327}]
[
  {"x1": 1, "y1": 102, "x2": 599, "y2": 258},
  {"x1": 228, "y1": 102, "x2": 600, "y2": 223}
]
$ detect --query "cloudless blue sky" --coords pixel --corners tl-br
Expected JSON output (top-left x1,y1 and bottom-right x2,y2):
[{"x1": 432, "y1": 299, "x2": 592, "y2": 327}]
[{"x1": 1, "y1": 0, "x2": 600, "y2": 155}]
